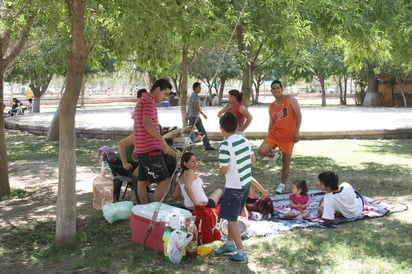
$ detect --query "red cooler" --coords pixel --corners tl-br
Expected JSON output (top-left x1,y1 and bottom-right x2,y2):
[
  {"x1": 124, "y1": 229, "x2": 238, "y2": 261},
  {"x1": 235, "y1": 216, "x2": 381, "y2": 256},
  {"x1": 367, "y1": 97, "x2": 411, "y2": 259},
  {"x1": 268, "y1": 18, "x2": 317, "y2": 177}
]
[{"x1": 130, "y1": 202, "x2": 192, "y2": 252}]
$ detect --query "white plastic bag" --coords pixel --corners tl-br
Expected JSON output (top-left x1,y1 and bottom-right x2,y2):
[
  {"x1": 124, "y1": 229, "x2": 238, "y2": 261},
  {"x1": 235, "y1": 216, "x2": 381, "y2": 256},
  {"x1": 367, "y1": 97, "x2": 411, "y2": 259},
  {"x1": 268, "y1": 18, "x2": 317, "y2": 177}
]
[
  {"x1": 167, "y1": 230, "x2": 193, "y2": 264},
  {"x1": 102, "y1": 201, "x2": 133, "y2": 224}
]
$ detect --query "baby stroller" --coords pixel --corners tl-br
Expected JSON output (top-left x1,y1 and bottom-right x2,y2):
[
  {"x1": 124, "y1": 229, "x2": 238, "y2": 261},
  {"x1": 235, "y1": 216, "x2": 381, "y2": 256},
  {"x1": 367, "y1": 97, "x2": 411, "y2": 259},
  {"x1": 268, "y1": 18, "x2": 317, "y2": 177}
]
[{"x1": 102, "y1": 152, "x2": 139, "y2": 203}]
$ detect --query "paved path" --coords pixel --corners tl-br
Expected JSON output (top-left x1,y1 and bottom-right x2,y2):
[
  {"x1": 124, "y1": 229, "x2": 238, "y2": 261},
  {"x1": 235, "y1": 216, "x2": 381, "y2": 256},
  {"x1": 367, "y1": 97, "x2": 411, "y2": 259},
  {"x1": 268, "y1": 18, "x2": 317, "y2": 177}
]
[{"x1": 4, "y1": 104, "x2": 412, "y2": 140}]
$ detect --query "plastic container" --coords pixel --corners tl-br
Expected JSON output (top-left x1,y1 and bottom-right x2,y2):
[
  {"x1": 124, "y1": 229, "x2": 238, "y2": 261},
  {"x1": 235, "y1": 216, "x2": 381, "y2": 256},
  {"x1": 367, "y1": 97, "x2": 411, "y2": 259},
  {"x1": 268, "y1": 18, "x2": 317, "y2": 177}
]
[
  {"x1": 197, "y1": 240, "x2": 223, "y2": 256},
  {"x1": 93, "y1": 162, "x2": 113, "y2": 210},
  {"x1": 186, "y1": 216, "x2": 198, "y2": 259},
  {"x1": 162, "y1": 223, "x2": 171, "y2": 262}
]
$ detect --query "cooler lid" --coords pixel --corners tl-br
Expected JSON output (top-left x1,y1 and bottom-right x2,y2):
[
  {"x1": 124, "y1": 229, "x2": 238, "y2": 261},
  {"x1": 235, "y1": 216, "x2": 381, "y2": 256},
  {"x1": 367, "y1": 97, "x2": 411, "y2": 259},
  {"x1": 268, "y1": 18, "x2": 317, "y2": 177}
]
[{"x1": 131, "y1": 202, "x2": 192, "y2": 222}]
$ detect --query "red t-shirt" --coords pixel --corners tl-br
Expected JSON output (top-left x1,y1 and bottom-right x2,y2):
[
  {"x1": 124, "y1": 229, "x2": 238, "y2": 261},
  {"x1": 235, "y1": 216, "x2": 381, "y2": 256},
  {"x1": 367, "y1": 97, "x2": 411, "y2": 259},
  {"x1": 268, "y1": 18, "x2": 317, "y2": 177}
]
[
  {"x1": 290, "y1": 194, "x2": 309, "y2": 211},
  {"x1": 133, "y1": 93, "x2": 161, "y2": 153}
]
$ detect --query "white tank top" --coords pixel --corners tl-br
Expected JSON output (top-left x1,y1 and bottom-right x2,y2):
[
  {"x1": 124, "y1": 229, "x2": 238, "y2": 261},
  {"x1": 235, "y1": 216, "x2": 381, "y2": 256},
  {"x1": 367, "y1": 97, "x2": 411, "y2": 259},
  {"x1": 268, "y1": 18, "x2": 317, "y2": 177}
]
[{"x1": 179, "y1": 175, "x2": 208, "y2": 208}]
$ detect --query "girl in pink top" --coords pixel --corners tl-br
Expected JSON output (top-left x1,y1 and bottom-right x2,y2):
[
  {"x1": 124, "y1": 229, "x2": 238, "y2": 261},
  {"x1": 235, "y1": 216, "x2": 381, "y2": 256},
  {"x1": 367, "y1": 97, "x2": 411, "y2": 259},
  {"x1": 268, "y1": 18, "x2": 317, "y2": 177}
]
[
  {"x1": 217, "y1": 89, "x2": 252, "y2": 137},
  {"x1": 279, "y1": 180, "x2": 310, "y2": 219}
]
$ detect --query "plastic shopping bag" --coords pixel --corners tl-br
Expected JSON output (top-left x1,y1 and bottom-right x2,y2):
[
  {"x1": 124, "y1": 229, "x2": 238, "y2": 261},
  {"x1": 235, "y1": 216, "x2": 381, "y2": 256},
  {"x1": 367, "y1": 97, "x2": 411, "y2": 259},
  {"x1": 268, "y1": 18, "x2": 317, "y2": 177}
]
[
  {"x1": 102, "y1": 201, "x2": 133, "y2": 223},
  {"x1": 167, "y1": 230, "x2": 193, "y2": 264}
]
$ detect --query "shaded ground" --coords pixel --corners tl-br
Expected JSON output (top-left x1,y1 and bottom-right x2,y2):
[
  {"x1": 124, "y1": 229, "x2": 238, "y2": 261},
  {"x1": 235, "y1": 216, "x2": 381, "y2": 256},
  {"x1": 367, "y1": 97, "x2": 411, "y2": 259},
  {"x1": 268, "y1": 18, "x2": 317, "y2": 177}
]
[{"x1": 1, "y1": 129, "x2": 411, "y2": 273}]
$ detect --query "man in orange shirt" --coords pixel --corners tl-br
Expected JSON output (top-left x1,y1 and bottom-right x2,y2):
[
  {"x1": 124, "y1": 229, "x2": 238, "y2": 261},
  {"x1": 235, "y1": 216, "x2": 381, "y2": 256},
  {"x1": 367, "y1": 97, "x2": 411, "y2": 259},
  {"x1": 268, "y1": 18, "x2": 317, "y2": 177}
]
[{"x1": 257, "y1": 80, "x2": 302, "y2": 194}]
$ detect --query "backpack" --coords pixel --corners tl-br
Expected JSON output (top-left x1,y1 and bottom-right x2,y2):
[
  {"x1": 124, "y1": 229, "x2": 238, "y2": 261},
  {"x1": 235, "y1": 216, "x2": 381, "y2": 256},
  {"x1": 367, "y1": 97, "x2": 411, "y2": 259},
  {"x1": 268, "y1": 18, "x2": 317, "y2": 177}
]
[
  {"x1": 192, "y1": 206, "x2": 222, "y2": 245},
  {"x1": 249, "y1": 197, "x2": 274, "y2": 220},
  {"x1": 97, "y1": 146, "x2": 116, "y2": 164}
]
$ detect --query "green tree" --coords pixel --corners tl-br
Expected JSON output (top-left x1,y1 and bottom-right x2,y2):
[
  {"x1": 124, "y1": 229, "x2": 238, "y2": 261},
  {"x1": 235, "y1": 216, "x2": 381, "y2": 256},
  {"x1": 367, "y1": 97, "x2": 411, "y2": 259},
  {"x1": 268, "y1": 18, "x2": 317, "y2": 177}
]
[
  {"x1": 56, "y1": 0, "x2": 88, "y2": 243},
  {"x1": 109, "y1": 0, "x2": 223, "y2": 126},
  {"x1": 190, "y1": 47, "x2": 241, "y2": 99},
  {"x1": 0, "y1": 0, "x2": 39, "y2": 197},
  {"x1": 6, "y1": 33, "x2": 70, "y2": 113}
]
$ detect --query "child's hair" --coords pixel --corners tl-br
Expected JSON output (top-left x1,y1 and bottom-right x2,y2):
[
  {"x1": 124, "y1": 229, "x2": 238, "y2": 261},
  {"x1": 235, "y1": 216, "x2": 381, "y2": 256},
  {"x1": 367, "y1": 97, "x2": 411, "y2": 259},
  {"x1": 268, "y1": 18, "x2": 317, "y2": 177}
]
[
  {"x1": 219, "y1": 111, "x2": 237, "y2": 133},
  {"x1": 251, "y1": 197, "x2": 274, "y2": 220},
  {"x1": 318, "y1": 171, "x2": 339, "y2": 190},
  {"x1": 293, "y1": 180, "x2": 308, "y2": 196}
]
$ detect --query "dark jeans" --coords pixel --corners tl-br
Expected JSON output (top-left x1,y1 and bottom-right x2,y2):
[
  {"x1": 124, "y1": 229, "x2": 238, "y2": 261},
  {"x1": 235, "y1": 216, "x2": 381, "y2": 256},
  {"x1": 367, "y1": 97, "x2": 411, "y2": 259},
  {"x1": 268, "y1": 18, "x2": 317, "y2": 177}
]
[{"x1": 188, "y1": 116, "x2": 212, "y2": 149}]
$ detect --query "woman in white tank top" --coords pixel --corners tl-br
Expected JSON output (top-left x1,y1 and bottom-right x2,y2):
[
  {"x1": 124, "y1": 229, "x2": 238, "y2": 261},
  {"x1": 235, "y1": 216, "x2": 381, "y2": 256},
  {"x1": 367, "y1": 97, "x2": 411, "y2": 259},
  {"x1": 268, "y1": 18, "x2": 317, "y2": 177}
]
[{"x1": 172, "y1": 152, "x2": 222, "y2": 210}]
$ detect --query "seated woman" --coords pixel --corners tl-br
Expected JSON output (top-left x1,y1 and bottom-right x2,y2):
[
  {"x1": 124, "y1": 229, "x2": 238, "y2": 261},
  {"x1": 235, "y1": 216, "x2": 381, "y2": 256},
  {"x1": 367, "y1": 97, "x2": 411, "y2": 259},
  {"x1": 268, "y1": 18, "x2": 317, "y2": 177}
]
[
  {"x1": 246, "y1": 178, "x2": 271, "y2": 210},
  {"x1": 117, "y1": 134, "x2": 138, "y2": 177},
  {"x1": 173, "y1": 152, "x2": 222, "y2": 210}
]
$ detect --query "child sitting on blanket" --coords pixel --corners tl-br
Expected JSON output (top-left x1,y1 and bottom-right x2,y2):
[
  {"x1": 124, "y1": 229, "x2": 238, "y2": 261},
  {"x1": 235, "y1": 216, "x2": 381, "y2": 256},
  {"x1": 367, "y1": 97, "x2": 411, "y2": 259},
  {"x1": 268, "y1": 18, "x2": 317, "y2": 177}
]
[
  {"x1": 317, "y1": 171, "x2": 363, "y2": 223},
  {"x1": 279, "y1": 180, "x2": 310, "y2": 219}
]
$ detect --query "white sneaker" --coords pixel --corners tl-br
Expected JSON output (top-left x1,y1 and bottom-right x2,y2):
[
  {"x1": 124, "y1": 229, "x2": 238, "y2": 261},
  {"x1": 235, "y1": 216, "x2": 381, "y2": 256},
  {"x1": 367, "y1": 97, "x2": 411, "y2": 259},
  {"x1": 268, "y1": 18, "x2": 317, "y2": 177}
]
[
  {"x1": 268, "y1": 151, "x2": 280, "y2": 167},
  {"x1": 275, "y1": 183, "x2": 285, "y2": 194}
]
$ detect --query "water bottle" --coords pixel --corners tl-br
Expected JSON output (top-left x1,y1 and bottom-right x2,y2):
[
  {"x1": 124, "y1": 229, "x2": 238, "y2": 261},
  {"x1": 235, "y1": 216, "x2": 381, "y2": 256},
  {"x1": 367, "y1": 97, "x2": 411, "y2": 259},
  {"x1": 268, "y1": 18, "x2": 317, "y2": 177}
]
[
  {"x1": 93, "y1": 162, "x2": 113, "y2": 210},
  {"x1": 179, "y1": 219, "x2": 187, "y2": 260},
  {"x1": 186, "y1": 216, "x2": 198, "y2": 259}
]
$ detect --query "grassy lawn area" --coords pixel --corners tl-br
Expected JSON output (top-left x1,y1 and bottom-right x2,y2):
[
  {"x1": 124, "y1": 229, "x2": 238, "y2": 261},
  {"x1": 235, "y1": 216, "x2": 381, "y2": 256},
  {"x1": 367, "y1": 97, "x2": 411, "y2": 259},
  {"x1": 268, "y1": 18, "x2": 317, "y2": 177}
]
[{"x1": 1, "y1": 130, "x2": 411, "y2": 273}]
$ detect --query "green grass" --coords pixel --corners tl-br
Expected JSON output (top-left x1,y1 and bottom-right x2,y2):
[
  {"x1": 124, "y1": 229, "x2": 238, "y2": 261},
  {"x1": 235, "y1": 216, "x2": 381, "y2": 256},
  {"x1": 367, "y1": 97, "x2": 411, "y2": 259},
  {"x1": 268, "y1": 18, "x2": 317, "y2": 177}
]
[{"x1": 1, "y1": 130, "x2": 412, "y2": 273}]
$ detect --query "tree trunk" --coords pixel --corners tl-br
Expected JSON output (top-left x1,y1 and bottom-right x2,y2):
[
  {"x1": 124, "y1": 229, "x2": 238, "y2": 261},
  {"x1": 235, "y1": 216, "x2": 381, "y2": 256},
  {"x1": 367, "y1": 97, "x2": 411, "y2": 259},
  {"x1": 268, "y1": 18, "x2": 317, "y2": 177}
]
[
  {"x1": 240, "y1": 57, "x2": 253, "y2": 106},
  {"x1": 80, "y1": 77, "x2": 85, "y2": 108},
  {"x1": 180, "y1": 45, "x2": 190, "y2": 127},
  {"x1": 342, "y1": 77, "x2": 348, "y2": 105},
  {"x1": 48, "y1": 81, "x2": 67, "y2": 141},
  {"x1": 218, "y1": 77, "x2": 226, "y2": 100},
  {"x1": 362, "y1": 63, "x2": 378, "y2": 107},
  {"x1": 55, "y1": 0, "x2": 88, "y2": 243},
  {"x1": 47, "y1": 101, "x2": 62, "y2": 141},
  {"x1": 319, "y1": 75, "x2": 326, "y2": 107},
  {"x1": 0, "y1": 73, "x2": 11, "y2": 197},
  {"x1": 0, "y1": 4, "x2": 34, "y2": 197}
]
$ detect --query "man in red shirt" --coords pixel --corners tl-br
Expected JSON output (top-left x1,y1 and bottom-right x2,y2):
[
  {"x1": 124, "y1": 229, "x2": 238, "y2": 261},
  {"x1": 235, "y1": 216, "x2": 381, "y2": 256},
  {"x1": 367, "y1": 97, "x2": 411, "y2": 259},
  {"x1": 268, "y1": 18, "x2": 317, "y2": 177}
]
[
  {"x1": 257, "y1": 80, "x2": 302, "y2": 194},
  {"x1": 133, "y1": 79, "x2": 180, "y2": 204}
]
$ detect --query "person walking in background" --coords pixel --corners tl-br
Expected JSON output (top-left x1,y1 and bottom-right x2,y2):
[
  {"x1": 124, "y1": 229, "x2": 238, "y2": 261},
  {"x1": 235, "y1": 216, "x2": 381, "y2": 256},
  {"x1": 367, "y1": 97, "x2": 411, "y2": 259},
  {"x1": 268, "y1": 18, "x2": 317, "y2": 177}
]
[
  {"x1": 188, "y1": 82, "x2": 215, "y2": 151},
  {"x1": 279, "y1": 180, "x2": 310, "y2": 219},
  {"x1": 217, "y1": 89, "x2": 253, "y2": 137},
  {"x1": 133, "y1": 79, "x2": 180, "y2": 204},
  {"x1": 214, "y1": 112, "x2": 253, "y2": 263},
  {"x1": 257, "y1": 80, "x2": 302, "y2": 194}
]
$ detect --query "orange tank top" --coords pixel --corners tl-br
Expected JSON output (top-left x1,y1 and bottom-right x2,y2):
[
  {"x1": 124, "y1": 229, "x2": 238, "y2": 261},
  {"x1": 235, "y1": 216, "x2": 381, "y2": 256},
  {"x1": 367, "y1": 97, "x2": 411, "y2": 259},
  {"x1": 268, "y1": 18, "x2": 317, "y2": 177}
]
[{"x1": 268, "y1": 95, "x2": 296, "y2": 142}]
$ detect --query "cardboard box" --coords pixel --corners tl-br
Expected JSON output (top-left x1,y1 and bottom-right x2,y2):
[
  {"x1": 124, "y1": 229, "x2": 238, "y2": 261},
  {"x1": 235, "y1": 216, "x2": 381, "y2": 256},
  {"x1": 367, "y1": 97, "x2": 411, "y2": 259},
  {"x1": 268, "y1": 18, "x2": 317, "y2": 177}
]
[{"x1": 130, "y1": 202, "x2": 192, "y2": 252}]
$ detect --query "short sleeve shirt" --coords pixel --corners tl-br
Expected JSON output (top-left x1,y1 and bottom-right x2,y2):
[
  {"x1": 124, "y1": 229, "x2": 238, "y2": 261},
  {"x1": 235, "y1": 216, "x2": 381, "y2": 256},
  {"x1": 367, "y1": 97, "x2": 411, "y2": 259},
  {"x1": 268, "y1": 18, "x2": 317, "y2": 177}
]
[
  {"x1": 322, "y1": 182, "x2": 363, "y2": 220},
  {"x1": 188, "y1": 92, "x2": 200, "y2": 118},
  {"x1": 133, "y1": 93, "x2": 161, "y2": 153},
  {"x1": 290, "y1": 194, "x2": 309, "y2": 210},
  {"x1": 218, "y1": 134, "x2": 253, "y2": 189}
]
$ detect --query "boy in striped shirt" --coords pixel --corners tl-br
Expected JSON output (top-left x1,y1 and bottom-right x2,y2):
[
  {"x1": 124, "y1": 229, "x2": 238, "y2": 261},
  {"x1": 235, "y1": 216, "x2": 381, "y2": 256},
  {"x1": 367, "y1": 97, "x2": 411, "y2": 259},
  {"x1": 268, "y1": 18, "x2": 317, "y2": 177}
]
[{"x1": 214, "y1": 112, "x2": 254, "y2": 264}]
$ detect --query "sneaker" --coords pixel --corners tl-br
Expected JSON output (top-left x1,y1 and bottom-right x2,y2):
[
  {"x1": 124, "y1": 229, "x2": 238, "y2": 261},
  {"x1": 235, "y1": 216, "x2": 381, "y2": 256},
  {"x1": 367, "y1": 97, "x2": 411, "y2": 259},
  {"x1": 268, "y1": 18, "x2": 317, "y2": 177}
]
[
  {"x1": 275, "y1": 183, "x2": 285, "y2": 194},
  {"x1": 229, "y1": 253, "x2": 248, "y2": 263},
  {"x1": 214, "y1": 244, "x2": 237, "y2": 255},
  {"x1": 205, "y1": 147, "x2": 215, "y2": 151},
  {"x1": 268, "y1": 151, "x2": 280, "y2": 167}
]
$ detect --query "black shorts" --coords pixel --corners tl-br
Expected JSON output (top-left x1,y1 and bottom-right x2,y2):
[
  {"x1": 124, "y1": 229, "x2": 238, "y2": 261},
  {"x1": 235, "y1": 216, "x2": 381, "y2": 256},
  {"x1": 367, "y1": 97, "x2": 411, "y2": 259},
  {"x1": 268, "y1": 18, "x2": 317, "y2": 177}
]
[{"x1": 137, "y1": 150, "x2": 170, "y2": 184}]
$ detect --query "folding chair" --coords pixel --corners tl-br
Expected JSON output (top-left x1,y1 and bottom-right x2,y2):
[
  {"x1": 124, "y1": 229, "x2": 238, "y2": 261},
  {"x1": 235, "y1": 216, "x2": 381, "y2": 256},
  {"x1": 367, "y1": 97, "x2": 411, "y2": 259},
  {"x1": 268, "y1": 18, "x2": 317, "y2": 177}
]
[{"x1": 103, "y1": 153, "x2": 138, "y2": 203}]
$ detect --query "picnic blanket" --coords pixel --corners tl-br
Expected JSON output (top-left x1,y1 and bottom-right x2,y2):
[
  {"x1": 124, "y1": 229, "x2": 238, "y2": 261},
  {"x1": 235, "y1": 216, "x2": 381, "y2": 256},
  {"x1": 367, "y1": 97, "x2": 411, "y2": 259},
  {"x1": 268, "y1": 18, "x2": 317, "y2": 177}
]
[{"x1": 245, "y1": 190, "x2": 408, "y2": 237}]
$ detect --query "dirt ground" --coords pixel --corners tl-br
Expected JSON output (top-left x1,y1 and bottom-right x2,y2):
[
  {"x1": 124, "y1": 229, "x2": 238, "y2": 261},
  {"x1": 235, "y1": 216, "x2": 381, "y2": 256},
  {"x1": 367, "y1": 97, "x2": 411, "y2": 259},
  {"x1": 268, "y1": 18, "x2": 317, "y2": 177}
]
[{"x1": 1, "y1": 160, "x2": 96, "y2": 237}]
